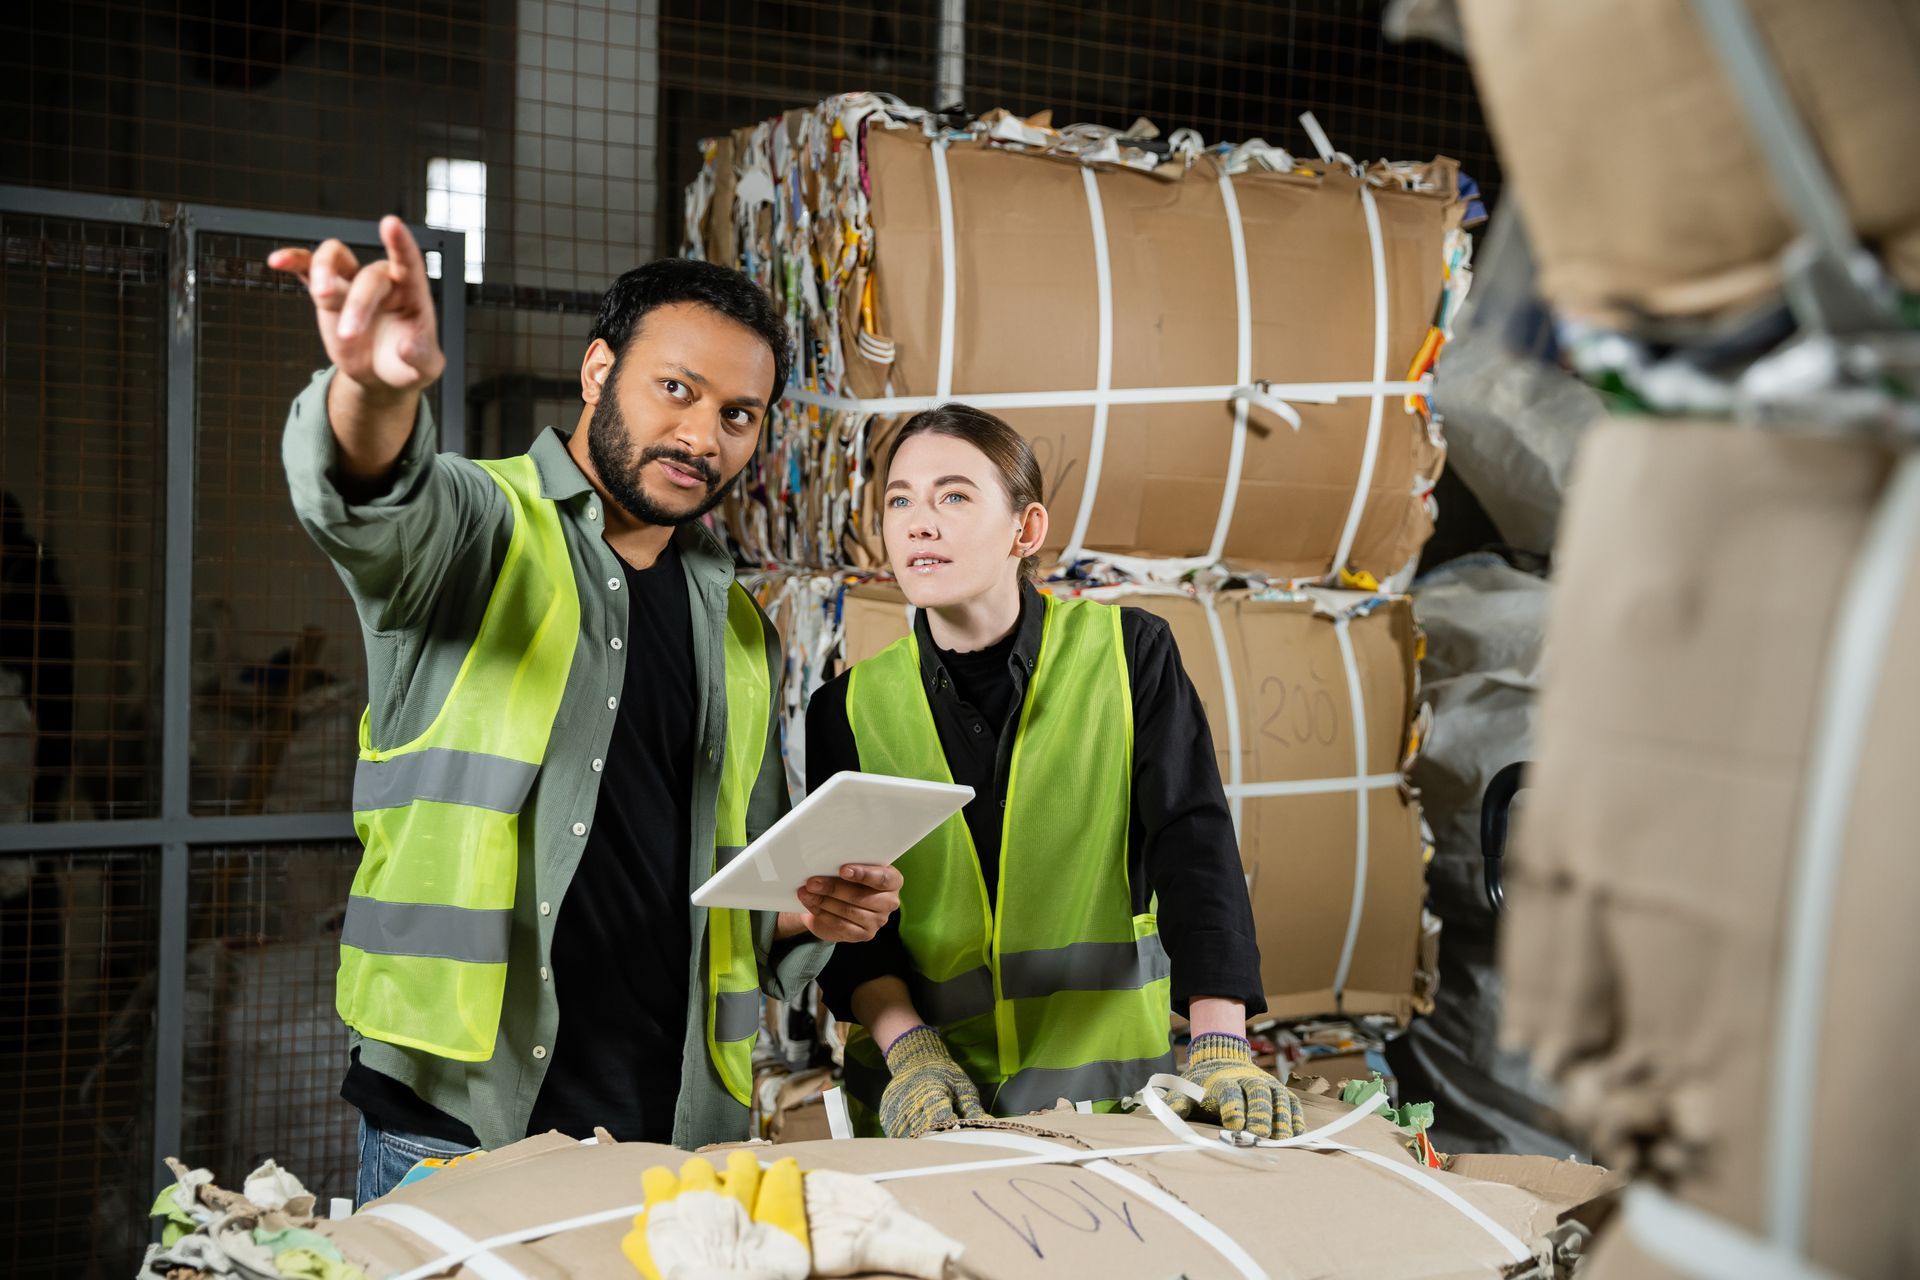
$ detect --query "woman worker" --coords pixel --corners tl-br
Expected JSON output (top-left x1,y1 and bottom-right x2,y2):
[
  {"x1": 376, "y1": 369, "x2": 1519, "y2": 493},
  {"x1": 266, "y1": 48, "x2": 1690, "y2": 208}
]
[{"x1": 802, "y1": 403, "x2": 1303, "y2": 1140}]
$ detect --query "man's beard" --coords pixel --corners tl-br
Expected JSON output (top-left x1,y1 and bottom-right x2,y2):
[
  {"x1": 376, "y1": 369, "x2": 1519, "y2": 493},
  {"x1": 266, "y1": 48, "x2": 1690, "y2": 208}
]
[{"x1": 586, "y1": 377, "x2": 741, "y2": 527}]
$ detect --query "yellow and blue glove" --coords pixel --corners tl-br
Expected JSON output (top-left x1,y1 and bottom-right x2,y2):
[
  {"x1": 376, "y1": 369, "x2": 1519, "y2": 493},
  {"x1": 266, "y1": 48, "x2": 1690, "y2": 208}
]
[
  {"x1": 879, "y1": 1025, "x2": 987, "y2": 1140},
  {"x1": 1170, "y1": 1032, "x2": 1305, "y2": 1139}
]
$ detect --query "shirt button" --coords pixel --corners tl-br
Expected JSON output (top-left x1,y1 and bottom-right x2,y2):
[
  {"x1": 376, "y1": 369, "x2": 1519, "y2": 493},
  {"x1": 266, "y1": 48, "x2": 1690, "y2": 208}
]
[
  {"x1": 607, "y1": 696, "x2": 618, "y2": 710},
  {"x1": 571, "y1": 822, "x2": 587, "y2": 836},
  {"x1": 539, "y1": 901, "x2": 551, "y2": 916},
  {"x1": 532, "y1": 1045, "x2": 547, "y2": 1060},
  {"x1": 607, "y1": 577, "x2": 620, "y2": 591},
  {"x1": 591, "y1": 758, "x2": 604, "y2": 772},
  {"x1": 610, "y1": 637, "x2": 622, "y2": 650},
  {"x1": 587, "y1": 506, "x2": 598, "y2": 520},
  {"x1": 972, "y1": 724, "x2": 983, "y2": 734},
  {"x1": 540, "y1": 966, "x2": 550, "y2": 980}
]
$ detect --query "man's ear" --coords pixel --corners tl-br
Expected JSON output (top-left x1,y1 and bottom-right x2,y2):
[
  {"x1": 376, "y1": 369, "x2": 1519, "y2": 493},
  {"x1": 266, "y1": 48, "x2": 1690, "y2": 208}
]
[{"x1": 580, "y1": 338, "x2": 616, "y2": 406}]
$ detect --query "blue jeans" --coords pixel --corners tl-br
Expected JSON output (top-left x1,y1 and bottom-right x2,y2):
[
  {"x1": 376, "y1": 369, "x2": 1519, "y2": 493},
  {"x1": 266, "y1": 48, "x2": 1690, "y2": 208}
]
[{"x1": 356, "y1": 1117, "x2": 480, "y2": 1206}]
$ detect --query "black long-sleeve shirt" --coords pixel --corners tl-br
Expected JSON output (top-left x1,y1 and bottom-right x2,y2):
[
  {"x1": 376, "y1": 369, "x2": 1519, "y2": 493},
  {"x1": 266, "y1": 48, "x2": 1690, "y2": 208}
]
[{"x1": 807, "y1": 581, "x2": 1265, "y2": 1022}]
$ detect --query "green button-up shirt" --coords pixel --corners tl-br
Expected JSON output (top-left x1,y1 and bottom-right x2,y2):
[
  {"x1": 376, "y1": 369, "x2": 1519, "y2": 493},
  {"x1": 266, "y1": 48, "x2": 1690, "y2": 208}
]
[{"x1": 283, "y1": 367, "x2": 827, "y2": 1151}]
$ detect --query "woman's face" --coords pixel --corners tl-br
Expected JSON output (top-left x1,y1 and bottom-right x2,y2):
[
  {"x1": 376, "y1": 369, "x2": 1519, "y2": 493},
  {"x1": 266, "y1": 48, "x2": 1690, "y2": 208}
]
[{"x1": 881, "y1": 432, "x2": 1040, "y2": 610}]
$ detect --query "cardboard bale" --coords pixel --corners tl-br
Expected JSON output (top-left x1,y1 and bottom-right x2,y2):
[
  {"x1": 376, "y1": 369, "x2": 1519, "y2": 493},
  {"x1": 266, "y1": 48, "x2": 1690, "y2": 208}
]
[
  {"x1": 1502, "y1": 418, "x2": 1920, "y2": 1276},
  {"x1": 694, "y1": 100, "x2": 1463, "y2": 581},
  {"x1": 854, "y1": 129, "x2": 1454, "y2": 579},
  {"x1": 840, "y1": 582, "x2": 1428, "y2": 1023},
  {"x1": 1458, "y1": 0, "x2": 1920, "y2": 325},
  {"x1": 319, "y1": 1104, "x2": 1615, "y2": 1279}
]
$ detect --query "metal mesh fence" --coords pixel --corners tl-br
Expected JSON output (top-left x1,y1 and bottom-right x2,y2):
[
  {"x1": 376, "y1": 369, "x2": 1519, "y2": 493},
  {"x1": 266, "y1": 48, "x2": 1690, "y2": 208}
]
[
  {"x1": 963, "y1": 0, "x2": 1501, "y2": 196},
  {"x1": 190, "y1": 233, "x2": 446, "y2": 817},
  {"x1": 181, "y1": 843, "x2": 363, "y2": 1210},
  {"x1": 0, "y1": 849, "x2": 158, "y2": 1279},
  {"x1": 0, "y1": 214, "x2": 168, "y2": 827}
]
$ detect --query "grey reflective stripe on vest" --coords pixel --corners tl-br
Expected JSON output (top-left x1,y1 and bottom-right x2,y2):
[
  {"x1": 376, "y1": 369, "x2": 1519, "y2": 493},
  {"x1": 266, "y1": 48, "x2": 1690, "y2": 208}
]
[
  {"x1": 913, "y1": 935, "x2": 1171, "y2": 1029},
  {"x1": 1000, "y1": 934, "x2": 1170, "y2": 1001},
  {"x1": 340, "y1": 895, "x2": 512, "y2": 965},
  {"x1": 912, "y1": 965, "x2": 996, "y2": 1026},
  {"x1": 353, "y1": 748, "x2": 539, "y2": 814},
  {"x1": 715, "y1": 989, "x2": 763, "y2": 1042},
  {"x1": 993, "y1": 1050, "x2": 1176, "y2": 1115}
]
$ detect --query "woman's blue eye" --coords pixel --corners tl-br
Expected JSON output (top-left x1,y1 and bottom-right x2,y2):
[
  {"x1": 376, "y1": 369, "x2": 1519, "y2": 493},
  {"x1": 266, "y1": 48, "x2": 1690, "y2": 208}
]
[{"x1": 940, "y1": 492, "x2": 967, "y2": 504}]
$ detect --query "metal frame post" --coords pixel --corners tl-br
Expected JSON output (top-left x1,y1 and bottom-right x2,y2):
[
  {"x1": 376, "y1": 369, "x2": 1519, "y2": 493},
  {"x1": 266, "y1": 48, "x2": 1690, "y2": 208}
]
[
  {"x1": 937, "y1": 0, "x2": 966, "y2": 110},
  {"x1": 151, "y1": 201, "x2": 198, "y2": 1203}
]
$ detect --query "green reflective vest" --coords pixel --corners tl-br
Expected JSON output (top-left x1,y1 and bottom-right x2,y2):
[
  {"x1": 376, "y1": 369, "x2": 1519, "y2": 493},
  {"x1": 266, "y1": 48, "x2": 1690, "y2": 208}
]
[
  {"x1": 337, "y1": 453, "x2": 767, "y2": 1105},
  {"x1": 842, "y1": 593, "x2": 1174, "y2": 1129}
]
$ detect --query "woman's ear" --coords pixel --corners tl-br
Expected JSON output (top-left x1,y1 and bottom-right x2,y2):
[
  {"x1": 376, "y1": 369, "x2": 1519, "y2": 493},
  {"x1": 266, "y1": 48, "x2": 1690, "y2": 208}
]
[
  {"x1": 580, "y1": 338, "x2": 616, "y2": 406},
  {"x1": 1013, "y1": 502, "x2": 1049, "y2": 559}
]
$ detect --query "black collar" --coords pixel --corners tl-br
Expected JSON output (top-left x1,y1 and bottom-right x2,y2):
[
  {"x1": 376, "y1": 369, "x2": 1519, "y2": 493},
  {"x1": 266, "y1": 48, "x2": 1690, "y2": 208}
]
[{"x1": 913, "y1": 579, "x2": 1046, "y2": 697}]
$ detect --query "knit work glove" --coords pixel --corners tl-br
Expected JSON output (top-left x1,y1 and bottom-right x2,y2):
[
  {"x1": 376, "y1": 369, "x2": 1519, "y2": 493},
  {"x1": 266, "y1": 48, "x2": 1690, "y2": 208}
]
[
  {"x1": 878, "y1": 1025, "x2": 988, "y2": 1139},
  {"x1": 622, "y1": 1150, "x2": 967, "y2": 1280},
  {"x1": 1170, "y1": 1032, "x2": 1305, "y2": 1138},
  {"x1": 623, "y1": 1150, "x2": 810, "y2": 1280}
]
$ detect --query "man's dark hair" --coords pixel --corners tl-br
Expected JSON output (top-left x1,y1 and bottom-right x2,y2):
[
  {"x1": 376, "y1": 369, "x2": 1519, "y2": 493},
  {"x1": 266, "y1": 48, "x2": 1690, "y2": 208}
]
[{"x1": 588, "y1": 258, "x2": 791, "y2": 404}]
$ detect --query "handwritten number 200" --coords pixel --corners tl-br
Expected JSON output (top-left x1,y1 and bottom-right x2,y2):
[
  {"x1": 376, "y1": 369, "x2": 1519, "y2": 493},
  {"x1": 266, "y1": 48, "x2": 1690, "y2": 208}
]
[{"x1": 1259, "y1": 675, "x2": 1338, "y2": 747}]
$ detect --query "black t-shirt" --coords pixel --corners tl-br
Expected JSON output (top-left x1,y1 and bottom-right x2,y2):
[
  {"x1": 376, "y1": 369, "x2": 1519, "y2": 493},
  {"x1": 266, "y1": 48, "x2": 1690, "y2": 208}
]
[
  {"x1": 343, "y1": 539, "x2": 699, "y2": 1145},
  {"x1": 929, "y1": 628, "x2": 1020, "y2": 895}
]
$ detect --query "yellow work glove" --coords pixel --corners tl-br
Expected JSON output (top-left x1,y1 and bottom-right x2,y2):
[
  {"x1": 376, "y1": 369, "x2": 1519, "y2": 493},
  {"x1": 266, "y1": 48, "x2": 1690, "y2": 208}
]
[
  {"x1": 622, "y1": 1150, "x2": 810, "y2": 1280},
  {"x1": 623, "y1": 1150, "x2": 967, "y2": 1280},
  {"x1": 878, "y1": 1025, "x2": 987, "y2": 1139},
  {"x1": 1170, "y1": 1032, "x2": 1305, "y2": 1139}
]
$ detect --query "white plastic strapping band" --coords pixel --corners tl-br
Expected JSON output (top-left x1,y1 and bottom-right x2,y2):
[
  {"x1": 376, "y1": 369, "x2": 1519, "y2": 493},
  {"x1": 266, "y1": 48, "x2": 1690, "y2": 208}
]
[
  {"x1": 824, "y1": 1084, "x2": 855, "y2": 1140},
  {"x1": 1202, "y1": 593, "x2": 1245, "y2": 838},
  {"x1": 373, "y1": 1203, "x2": 535, "y2": 1280},
  {"x1": 1300, "y1": 111, "x2": 1338, "y2": 166},
  {"x1": 1768, "y1": 451, "x2": 1920, "y2": 1252},
  {"x1": 1227, "y1": 773, "x2": 1400, "y2": 799},
  {"x1": 1206, "y1": 168, "x2": 1255, "y2": 565},
  {"x1": 1133, "y1": 1075, "x2": 1530, "y2": 1265},
  {"x1": 1330, "y1": 615, "x2": 1372, "y2": 1000},
  {"x1": 780, "y1": 378, "x2": 1429, "y2": 416},
  {"x1": 931, "y1": 140, "x2": 957, "y2": 399},
  {"x1": 1624, "y1": 1184, "x2": 1840, "y2": 1280},
  {"x1": 1063, "y1": 165, "x2": 1116, "y2": 562},
  {"x1": 927, "y1": 1128, "x2": 1269, "y2": 1279},
  {"x1": 386, "y1": 1200, "x2": 655, "y2": 1280},
  {"x1": 1132, "y1": 1071, "x2": 1385, "y2": 1151},
  {"x1": 1330, "y1": 184, "x2": 1391, "y2": 579}
]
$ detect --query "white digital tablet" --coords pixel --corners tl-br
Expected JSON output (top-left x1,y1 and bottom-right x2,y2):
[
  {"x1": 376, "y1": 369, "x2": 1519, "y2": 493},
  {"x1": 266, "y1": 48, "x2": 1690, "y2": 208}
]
[{"x1": 690, "y1": 771, "x2": 973, "y2": 912}]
